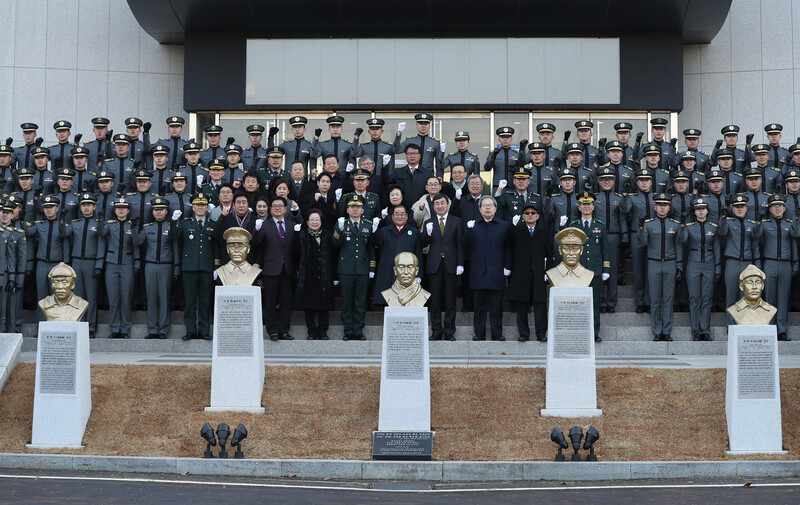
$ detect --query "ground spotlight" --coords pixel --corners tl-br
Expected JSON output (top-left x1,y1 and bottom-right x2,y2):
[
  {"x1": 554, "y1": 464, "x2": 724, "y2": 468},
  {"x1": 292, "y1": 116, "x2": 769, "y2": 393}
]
[
  {"x1": 568, "y1": 426, "x2": 583, "y2": 461},
  {"x1": 216, "y1": 423, "x2": 230, "y2": 459},
  {"x1": 200, "y1": 422, "x2": 217, "y2": 458},
  {"x1": 550, "y1": 427, "x2": 569, "y2": 461},
  {"x1": 583, "y1": 425, "x2": 600, "y2": 461},
  {"x1": 231, "y1": 424, "x2": 248, "y2": 459}
]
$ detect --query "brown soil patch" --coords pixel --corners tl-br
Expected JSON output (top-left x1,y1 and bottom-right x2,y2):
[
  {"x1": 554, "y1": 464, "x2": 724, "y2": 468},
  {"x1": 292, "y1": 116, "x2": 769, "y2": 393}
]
[{"x1": 1, "y1": 364, "x2": 798, "y2": 461}]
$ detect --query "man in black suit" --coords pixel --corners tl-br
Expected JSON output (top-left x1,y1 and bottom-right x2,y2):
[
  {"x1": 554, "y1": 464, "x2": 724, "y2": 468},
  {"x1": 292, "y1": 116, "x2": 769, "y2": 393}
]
[
  {"x1": 212, "y1": 190, "x2": 258, "y2": 265},
  {"x1": 252, "y1": 196, "x2": 298, "y2": 341},
  {"x1": 287, "y1": 161, "x2": 315, "y2": 215},
  {"x1": 388, "y1": 144, "x2": 433, "y2": 206},
  {"x1": 421, "y1": 194, "x2": 463, "y2": 340},
  {"x1": 457, "y1": 174, "x2": 485, "y2": 311}
]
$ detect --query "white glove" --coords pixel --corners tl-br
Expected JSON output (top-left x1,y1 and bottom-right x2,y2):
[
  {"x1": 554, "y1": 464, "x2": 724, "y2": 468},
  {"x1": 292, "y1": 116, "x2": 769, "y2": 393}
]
[
  {"x1": 337, "y1": 217, "x2": 345, "y2": 230},
  {"x1": 255, "y1": 219, "x2": 263, "y2": 231},
  {"x1": 602, "y1": 273, "x2": 610, "y2": 281},
  {"x1": 440, "y1": 142, "x2": 446, "y2": 153},
  {"x1": 213, "y1": 271, "x2": 218, "y2": 281},
  {"x1": 172, "y1": 210, "x2": 182, "y2": 221},
  {"x1": 369, "y1": 272, "x2": 375, "y2": 279},
  {"x1": 294, "y1": 223, "x2": 301, "y2": 231},
  {"x1": 382, "y1": 154, "x2": 391, "y2": 166},
  {"x1": 503, "y1": 268, "x2": 511, "y2": 277},
  {"x1": 498, "y1": 179, "x2": 508, "y2": 190},
  {"x1": 381, "y1": 207, "x2": 388, "y2": 218},
  {"x1": 544, "y1": 274, "x2": 549, "y2": 282},
  {"x1": 559, "y1": 215, "x2": 567, "y2": 227},
  {"x1": 512, "y1": 215, "x2": 520, "y2": 226},
  {"x1": 345, "y1": 162, "x2": 355, "y2": 172},
  {"x1": 196, "y1": 175, "x2": 204, "y2": 186},
  {"x1": 335, "y1": 188, "x2": 343, "y2": 201},
  {"x1": 333, "y1": 280, "x2": 340, "y2": 286},
  {"x1": 425, "y1": 222, "x2": 433, "y2": 235},
  {"x1": 415, "y1": 277, "x2": 422, "y2": 284},
  {"x1": 207, "y1": 203, "x2": 216, "y2": 212},
  {"x1": 398, "y1": 122, "x2": 406, "y2": 132},
  {"x1": 467, "y1": 220, "x2": 475, "y2": 229},
  {"x1": 455, "y1": 188, "x2": 462, "y2": 200},
  {"x1": 372, "y1": 219, "x2": 379, "y2": 232},
  {"x1": 456, "y1": 265, "x2": 464, "y2": 276},
  {"x1": 248, "y1": 207, "x2": 252, "y2": 212}
]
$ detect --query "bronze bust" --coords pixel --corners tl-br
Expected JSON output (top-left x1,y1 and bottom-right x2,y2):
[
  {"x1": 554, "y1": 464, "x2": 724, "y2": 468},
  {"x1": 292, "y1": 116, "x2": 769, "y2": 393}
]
[
  {"x1": 38, "y1": 262, "x2": 89, "y2": 321},
  {"x1": 215, "y1": 227, "x2": 262, "y2": 286},
  {"x1": 382, "y1": 252, "x2": 430, "y2": 307},
  {"x1": 546, "y1": 227, "x2": 593, "y2": 287},
  {"x1": 727, "y1": 264, "x2": 777, "y2": 325}
]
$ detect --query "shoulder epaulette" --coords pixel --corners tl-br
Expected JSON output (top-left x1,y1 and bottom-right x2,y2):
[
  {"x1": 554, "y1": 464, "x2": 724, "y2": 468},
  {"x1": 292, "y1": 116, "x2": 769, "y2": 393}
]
[
  {"x1": 71, "y1": 218, "x2": 80, "y2": 222},
  {"x1": 448, "y1": 152, "x2": 457, "y2": 156},
  {"x1": 644, "y1": 218, "x2": 655, "y2": 223},
  {"x1": 34, "y1": 220, "x2": 43, "y2": 224},
  {"x1": 143, "y1": 222, "x2": 154, "y2": 227},
  {"x1": 710, "y1": 222, "x2": 718, "y2": 227},
  {"x1": 670, "y1": 219, "x2": 681, "y2": 224},
  {"x1": 106, "y1": 219, "x2": 115, "y2": 224},
  {"x1": 594, "y1": 219, "x2": 605, "y2": 225},
  {"x1": 747, "y1": 219, "x2": 757, "y2": 224},
  {"x1": 104, "y1": 158, "x2": 113, "y2": 162}
]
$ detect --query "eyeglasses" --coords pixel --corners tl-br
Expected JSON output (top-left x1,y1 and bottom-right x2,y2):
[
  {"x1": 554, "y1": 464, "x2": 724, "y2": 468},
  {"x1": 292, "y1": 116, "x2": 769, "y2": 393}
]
[{"x1": 522, "y1": 211, "x2": 537, "y2": 215}]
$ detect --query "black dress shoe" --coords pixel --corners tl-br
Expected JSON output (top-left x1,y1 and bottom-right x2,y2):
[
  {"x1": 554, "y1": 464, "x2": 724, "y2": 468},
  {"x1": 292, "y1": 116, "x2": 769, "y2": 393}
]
[
  {"x1": 158, "y1": 334, "x2": 167, "y2": 339},
  {"x1": 182, "y1": 333, "x2": 196, "y2": 341},
  {"x1": 343, "y1": 335, "x2": 351, "y2": 341},
  {"x1": 617, "y1": 279, "x2": 626, "y2": 285},
  {"x1": 269, "y1": 334, "x2": 279, "y2": 342},
  {"x1": 357, "y1": 334, "x2": 366, "y2": 341},
  {"x1": 445, "y1": 335, "x2": 456, "y2": 341},
  {"x1": 145, "y1": 334, "x2": 157, "y2": 339},
  {"x1": 606, "y1": 307, "x2": 615, "y2": 313},
  {"x1": 472, "y1": 336, "x2": 486, "y2": 341},
  {"x1": 108, "y1": 332, "x2": 118, "y2": 339},
  {"x1": 518, "y1": 336, "x2": 529, "y2": 342},
  {"x1": 279, "y1": 334, "x2": 294, "y2": 340},
  {"x1": 319, "y1": 334, "x2": 329, "y2": 340},
  {"x1": 778, "y1": 332, "x2": 791, "y2": 341},
  {"x1": 653, "y1": 334, "x2": 662, "y2": 341},
  {"x1": 537, "y1": 335, "x2": 547, "y2": 342},
  {"x1": 635, "y1": 306, "x2": 645, "y2": 314},
  {"x1": 644, "y1": 306, "x2": 651, "y2": 313},
  {"x1": 663, "y1": 334, "x2": 673, "y2": 342},
  {"x1": 491, "y1": 336, "x2": 506, "y2": 341},
  {"x1": 692, "y1": 334, "x2": 700, "y2": 341},
  {"x1": 594, "y1": 335, "x2": 602, "y2": 343},
  {"x1": 203, "y1": 334, "x2": 212, "y2": 341},
  {"x1": 703, "y1": 333, "x2": 713, "y2": 341},
  {"x1": 122, "y1": 333, "x2": 130, "y2": 339},
  {"x1": 89, "y1": 331, "x2": 95, "y2": 339},
  {"x1": 429, "y1": 335, "x2": 443, "y2": 341}
]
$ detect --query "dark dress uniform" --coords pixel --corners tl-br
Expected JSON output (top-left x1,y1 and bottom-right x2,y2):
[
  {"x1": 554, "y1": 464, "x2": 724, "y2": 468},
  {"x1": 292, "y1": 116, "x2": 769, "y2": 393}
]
[
  {"x1": 176, "y1": 195, "x2": 216, "y2": 340},
  {"x1": 200, "y1": 125, "x2": 226, "y2": 167},
  {"x1": 520, "y1": 146, "x2": 557, "y2": 197},
  {"x1": 48, "y1": 140, "x2": 74, "y2": 171},
  {"x1": 12, "y1": 122, "x2": 38, "y2": 169},
  {"x1": 532, "y1": 123, "x2": 564, "y2": 170},
  {"x1": 635, "y1": 135, "x2": 674, "y2": 173},
  {"x1": 296, "y1": 227, "x2": 335, "y2": 340},
  {"x1": 569, "y1": 211, "x2": 610, "y2": 340},
  {"x1": 711, "y1": 125, "x2": 751, "y2": 171},
  {"x1": 337, "y1": 190, "x2": 379, "y2": 221},
  {"x1": 4, "y1": 202, "x2": 25, "y2": 332},
  {"x1": 241, "y1": 125, "x2": 268, "y2": 171},
  {"x1": 550, "y1": 170, "x2": 580, "y2": 231},
  {"x1": 278, "y1": 116, "x2": 315, "y2": 174},
  {"x1": 594, "y1": 172, "x2": 628, "y2": 312},
  {"x1": 764, "y1": 124, "x2": 791, "y2": 169},
  {"x1": 443, "y1": 146, "x2": 481, "y2": 176},
  {"x1": 625, "y1": 171, "x2": 656, "y2": 311},
  {"x1": 484, "y1": 128, "x2": 521, "y2": 187},
  {"x1": 332, "y1": 209, "x2": 375, "y2": 340},
  {"x1": 100, "y1": 134, "x2": 140, "y2": 188},
  {"x1": 0, "y1": 219, "x2": 13, "y2": 333},
  {"x1": 178, "y1": 162, "x2": 209, "y2": 195},
  {"x1": 152, "y1": 116, "x2": 188, "y2": 171},
  {"x1": 718, "y1": 195, "x2": 762, "y2": 325},
  {"x1": 598, "y1": 160, "x2": 635, "y2": 195},
  {"x1": 352, "y1": 118, "x2": 395, "y2": 180},
  {"x1": 83, "y1": 117, "x2": 113, "y2": 168},
  {"x1": 312, "y1": 116, "x2": 354, "y2": 170},
  {"x1": 99, "y1": 199, "x2": 140, "y2": 338},
  {"x1": 63, "y1": 193, "x2": 105, "y2": 333},
  {"x1": 393, "y1": 120, "x2": 444, "y2": 176}
]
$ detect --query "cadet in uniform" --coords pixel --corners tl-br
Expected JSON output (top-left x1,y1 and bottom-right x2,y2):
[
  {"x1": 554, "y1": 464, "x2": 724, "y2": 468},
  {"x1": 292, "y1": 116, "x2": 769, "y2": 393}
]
[
  {"x1": 495, "y1": 167, "x2": 543, "y2": 225},
  {"x1": 259, "y1": 146, "x2": 289, "y2": 187},
  {"x1": 277, "y1": 116, "x2": 314, "y2": 173},
  {"x1": 153, "y1": 116, "x2": 188, "y2": 171},
  {"x1": 758, "y1": 194, "x2": 799, "y2": 341},
  {"x1": 739, "y1": 167, "x2": 771, "y2": 221},
  {"x1": 31, "y1": 147, "x2": 55, "y2": 195},
  {"x1": 70, "y1": 146, "x2": 98, "y2": 194},
  {"x1": 177, "y1": 193, "x2": 215, "y2": 341},
  {"x1": 221, "y1": 144, "x2": 246, "y2": 187},
  {"x1": 534, "y1": 122, "x2": 564, "y2": 170},
  {"x1": 518, "y1": 142, "x2": 556, "y2": 198},
  {"x1": 332, "y1": 195, "x2": 375, "y2": 340},
  {"x1": 101, "y1": 134, "x2": 137, "y2": 188},
  {"x1": 625, "y1": 168, "x2": 655, "y2": 312},
  {"x1": 484, "y1": 127, "x2": 521, "y2": 188},
  {"x1": 568, "y1": 120, "x2": 602, "y2": 172},
  {"x1": 594, "y1": 167, "x2": 627, "y2": 313},
  {"x1": 95, "y1": 171, "x2": 117, "y2": 220},
  {"x1": 1, "y1": 198, "x2": 25, "y2": 332},
  {"x1": 241, "y1": 124, "x2": 267, "y2": 171},
  {"x1": 48, "y1": 120, "x2": 74, "y2": 170},
  {"x1": 128, "y1": 169, "x2": 159, "y2": 229},
  {"x1": 336, "y1": 168, "x2": 379, "y2": 221},
  {"x1": 99, "y1": 197, "x2": 139, "y2": 338},
  {"x1": 677, "y1": 198, "x2": 720, "y2": 341},
  {"x1": 635, "y1": 118, "x2": 674, "y2": 171},
  {"x1": 150, "y1": 144, "x2": 174, "y2": 194},
  {"x1": 718, "y1": 195, "x2": 762, "y2": 324},
  {"x1": 25, "y1": 195, "x2": 69, "y2": 315},
  {"x1": 443, "y1": 131, "x2": 480, "y2": 176},
  {"x1": 601, "y1": 140, "x2": 635, "y2": 194},
  {"x1": 178, "y1": 141, "x2": 208, "y2": 194},
  {"x1": 312, "y1": 115, "x2": 355, "y2": 172},
  {"x1": 63, "y1": 193, "x2": 104, "y2": 336},
  {"x1": 12, "y1": 123, "x2": 40, "y2": 170},
  {"x1": 550, "y1": 168, "x2": 580, "y2": 230},
  {"x1": 638, "y1": 193, "x2": 682, "y2": 341},
  {"x1": 200, "y1": 125, "x2": 226, "y2": 166},
  {"x1": 83, "y1": 117, "x2": 112, "y2": 169},
  {"x1": 563, "y1": 142, "x2": 594, "y2": 193},
  {"x1": 711, "y1": 125, "x2": 750, "y2": 171},
  {"x1": 165, "y1": 173, "x2": 192, "y2": 218},
  {"x1": 0, "y1": 145, "x2": 15, "y2": 194},
  {"x1": 610, "y1": 122, "x2": 637, "y2": 169},
  {"x1": 124, "y1": 117, "x2": 152, "y2": 168},
  {"x1": 764, "y1": 123, "x2": 791, "y2": 169},
  {"x1": 641, "y1": 144, "x2": 671, "y2": 193},
  {"x1": 715, "y1": 148, "x2": 743, "y2": 196},
  {"x1": 0, "y1": 199, "x2": 12, "y2": 331},
  {"x1": 393, "y1": 113, "x2": 444, "y2": 177},
  {"x1": 53, "y1": 168, "x2": 80, "y2": 222},
  {"x1": 671, "y1": 128, "x2": 710, "y2": 171},
  {"x1": 749, "y1": 144, "x2": 782, "y2": 194}
]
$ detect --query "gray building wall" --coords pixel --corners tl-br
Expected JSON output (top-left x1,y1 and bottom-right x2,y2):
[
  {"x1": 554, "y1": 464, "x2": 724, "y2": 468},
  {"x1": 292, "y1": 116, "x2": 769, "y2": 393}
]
[
  {"x1": 679, "y1": 0, "x2": 800, "y2": 152},
  {"x1": 0, "y1": 0, "x2": 185, "y2": 145}
]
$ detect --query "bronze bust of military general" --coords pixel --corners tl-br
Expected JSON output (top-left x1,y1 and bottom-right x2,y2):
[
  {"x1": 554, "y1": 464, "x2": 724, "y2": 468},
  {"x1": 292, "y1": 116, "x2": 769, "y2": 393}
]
[
  {"x1": 38, "y1": 262, "x2": 89, "y2": 321},
  {"x1": 727, "y1": 264, "x2": 777, "y2": 325},
  {"x1": 382, "y1": 252, "x2": 430, "y2": 307},
  {"x1": 215, "y1": 227, "x2": 262, "y2": 286},
  {"x1": 546, "y1": 227, "x2": 593, "y2": 287}
]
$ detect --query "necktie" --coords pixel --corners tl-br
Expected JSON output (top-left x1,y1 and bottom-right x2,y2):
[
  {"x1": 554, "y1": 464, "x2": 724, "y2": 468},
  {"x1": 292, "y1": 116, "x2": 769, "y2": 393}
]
[
  {"x1": 439, "y1": 216, "x2": 445, "y2": 234},
  {"x1": 278, "y1": 220, "x2": 285, "y2": 240},
  {"x1": 584, "y1": 220, "x2": 590, "y2": 234},
  {"x1": 530, "y1": 227, "x2": 534, "y2": 237}
]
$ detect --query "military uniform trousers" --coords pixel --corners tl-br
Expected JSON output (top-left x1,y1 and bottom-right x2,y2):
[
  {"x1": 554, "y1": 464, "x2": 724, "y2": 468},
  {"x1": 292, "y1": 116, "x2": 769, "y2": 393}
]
[
  {"x1": 601, "y1": 233, "x2": 621, "y2": 310},
  {"x1": 339, "y1": 273, "x2": 369, "y2": 338},
  {"x1": 182, "y1": 270, "x2": 213, "y2": 336},
  {"x1": 72, "y1": 258, "x2": 99, "y2": 332},
  {"x1": 0, "y1": 273, "x2": 7, "y2": 334},
  {"x1": 144, "y1": 263, "x2": 172, "y2": 336},
  {"x1": 648, "y1": 259, "x2": 676, "y2": 336},
  {"x1": 106, "y1": 264, "x2": 134, "y2": 334},
  {"x1": 263, "y1": 268, "x2": 294, "y2": 337},
  {"x1": 36, "y1": 261, "x2": 61, "y2": 320},
  {"x1": 632, "y1": 243, "x2": 650, "y2": 307},
  {"x1": 427, "y1": 264, "x2": 457, "y2": 339},
  {"x1": 763, "y1": 259, "x2": 792, "y2": 336},
  {"x1": 590, "y1": 275, "x2": 602, "y2": 336},
  {"x1": 724, "y1": 259, "x2": 752, "y2": 326},
  {"x1": 686, "y1": 261, "x2": 715, "y2": 338}
]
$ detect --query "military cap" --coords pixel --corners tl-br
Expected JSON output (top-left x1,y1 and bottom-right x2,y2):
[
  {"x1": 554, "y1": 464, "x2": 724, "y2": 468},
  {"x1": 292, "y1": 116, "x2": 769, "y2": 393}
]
[
  {"x1": 653, "y1": 192, "x2": 672, "y2": 204},
  {"x1": 20, "y1": 122, "x2": 38, "y2": 132},
  {"x1": 40, "y1": 195, "x2": 60, "y2": 207},
  {"x1": 730, "y1": 195, "x2": 748, "y2": 206},
  {"x1": 414, "y1": 113, "x2": 433, "y2": 123},
  {"x1": 789, "y1": 143, "x2": 800, "y2": 155},
  {"x1": 691, "y1": 198, "x2": 708, "y2": 209},
  {"x1": 0, "y1": 145, "x2": 13, "y2": 156},
  {"x1": 91, "y1": 117, "x2": 110, "y2": 128},
  {"x1": 522, "y1": 201, "x2": 540, "y2": 214},
  {"x1": 706, "y1": 170, "x2": 723, "y2": 182},
  {"x1": 223, "y1": 227, "x2": 252, "y2": 243},
  {"x1": 635, "y1": 168, "x2": 654, "y2": 179},
  {"x1": 650, "y1": 118, "x2": 668, "y2": 127},
  {"x1": 151, "y1": 144, "x2": 171, "y2": 156},
  {"x1": 614, "y1": 122, "x2": 633, "y2": 132},
  {"x1": 597, "y1": 166, "x2": 616, "y2": 179},
  {"x1": 16, "y1": 167, "x2": 35, "y2": 178},
  {"x1": 352, "y1": 168, "x2": 371, "y2": 180},
  {"x1": 721, "y1": 125, "x2": 740, "y2": 135},
  {"x1": 134, "y1": 169, "x2": 152, "y2": 180},
  {"x1": 225, "y1": 144, "x2": 243, "y2": 155},
  {"x1": 672, "y1": 170, "x2": 689, "y2": 182},
  {"x1": 577, "y1": 191, "x2": 596, "y2": 203},
  {"x1": 681, "y1": 152, "x2": 697, "y2": 161},
  {"x1": 166, "y1": 116, "x2": 185, "y2": 126},
  {"x1": 3, "y1": 196, "x2": 19, "y2": 210},
  {"x1": 112, "y1": 133, "x2": 132, "y2": 144},
  {"x1": 48, "y1": 262, "x2": 76, "y2": 280},
  {"x1": 113, "y1": 197, "x2": 130, "y2": 208},
  {"x1": 454, "y1": 131, "x2": 470, "y2": 141},
  {"x1": 751, "y1": 143, "x2": 769, "y2": 155},
  {"x1": 764, "y1": 123, "x2": 783, "y2": 134},
  {"x1": 151, "y1": 197, "x2": 169, "y2": 209},
  {"x1": 183, "y1": 142, "x2": 201, "y2": 153},
  {"x1": 290, "y1": 116, "x2": 308, "y2": 126},
  {"x1": 716, "y1": 148, "x2": 734, "y2": 159},
  {"x1": 267, "y1": 145, "x2": 285, "y2": 157},
  {"x1": 496, "y1": 126, "x2": 514, "y2": 137},
  {"x1": 246, "y1": 124, "x2": 265, "y2": 135},
  {"x1": 71, "y1": 146, "x2": 89, "y2": 158},
  {"x1": 565, "y1": 142, "x2": 583, "y2": 154},
  {"x1": 191, "y1": 192, "x2": 210, "y2": 205},
  {"x1": 171, "y1": 172, "x2": 187, "y2": 181},
  {"x1": 345, "y1": 194, "x2": 366, "y2": 206},
  {"x1": 79, "y1": 192, "x2": 98, "y2": 204},
  {"x1": 555, "y1": 227, "x2": 587, "y2": 245},
  {"x1": 743, "y1": 167, "x2": 763, "y2": 178},
  {"x1": 527, "y1": 142, "x2": 546, "y2": 153},
  {"x1": 56, "y1": 168, "x2": 75, "y2": 179},
  {"x1": 536, "y1": 123, "x2": 556, "y2": 133},
  {"x1": 97, "y1": 170, "x2": 115, "y2": 182},
  {"x1": 643, "y1": 145, "x2": 661, "y2": 156},
  {"x1": 124, "y1": 117, "x2": 143, "y2": 127},
  {"x1": 739, "y1": 264, "x2": 766, "y2": 282},
  {"x1": 784, "y1": 169, "x2": 800, "y2": 182},
  {"x1": 203, "y1": 125, "x2": 223, "y2": 134},
  {"x1": 605, "y1": 140, "x2": 624, "y2": 152},
  {"x1": 683, "y1": 128, "x2": 701, "y2": 138},
  {"x1": 366, "y1": 118, "x2": 384, "y2": 129},
  {"x1": 574, "y1": 120, "x2": 593, "y2": 130},
  {"x1": 53, "y1": 120, "x2": 71, "y2": 131},
  {"x1": 511, "y1": 167, "x2": 531, "y2": 179},
  {"x1": 32, "y1": 147, "x2": 50, "y2": 157},
  {"x1": 326, "y1": 115, "x2": 345, "y2": 126},
  {"x1": 558, "y1": 167, "x2": 577, "y2": 180},
  {"x1": 768, "y1": 194, "x2": 787, "y2": 206},
  {"x1": 209, "y1": 158, "x2": 226, "y2": 170}
]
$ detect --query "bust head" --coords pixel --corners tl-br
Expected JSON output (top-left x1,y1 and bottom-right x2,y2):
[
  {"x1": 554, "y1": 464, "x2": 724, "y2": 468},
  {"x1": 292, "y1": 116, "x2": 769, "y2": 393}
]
[
  {"x1": 48, "y1": 262, "x2": 76, "y2": 304},
  {"x1": 393, "y1": 252, "x2": 418, "y2": 288},
  {"x1": 739, "y1": 264, "x2": 765, "y2": 304},
  {"x1": 555, "y1": 227, "x2": 587, "y2": 269},
  {"x1": 223, "y1": 227, "x2": 252, "y2": 266}
]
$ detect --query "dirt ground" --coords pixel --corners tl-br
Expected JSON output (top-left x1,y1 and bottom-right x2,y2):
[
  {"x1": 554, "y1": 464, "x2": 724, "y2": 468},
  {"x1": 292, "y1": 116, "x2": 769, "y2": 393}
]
[{"x1": 1, "y1": 364, "x2": 797, "y2": 461}]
